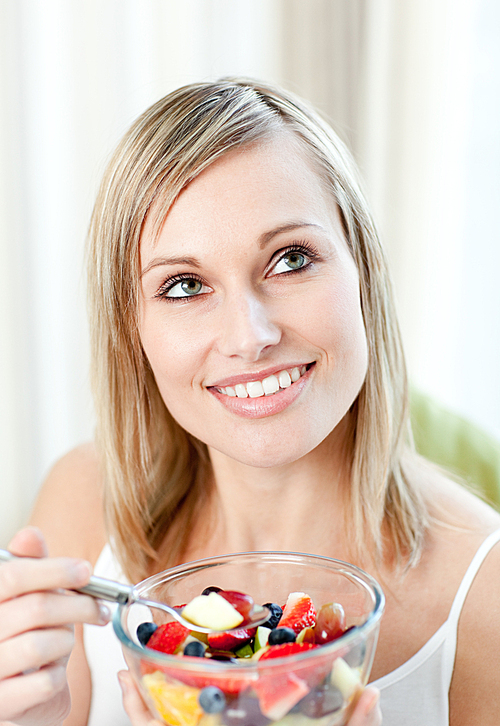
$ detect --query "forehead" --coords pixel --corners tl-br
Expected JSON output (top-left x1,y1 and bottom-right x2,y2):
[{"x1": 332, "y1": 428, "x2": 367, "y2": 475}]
[{"x1": 141, "y1": 131, "x2": 344, "y2": 257}]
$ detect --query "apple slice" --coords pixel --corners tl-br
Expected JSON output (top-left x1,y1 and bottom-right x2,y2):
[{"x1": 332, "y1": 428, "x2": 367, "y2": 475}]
[
  {"x1": 254, "y1": 626, "x2": 271, "y2": 652},
  {"x1": 181, "y1": 592, "x2": 244, "y2": 630},
  {"x1": 330, "y1": 657, "x2": 362, "y2": 700}
]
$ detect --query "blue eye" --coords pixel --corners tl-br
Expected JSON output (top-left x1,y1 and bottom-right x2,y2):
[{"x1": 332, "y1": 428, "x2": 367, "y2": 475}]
[
  {"x1": 156, "y1": 275, "x2": 209, "y2": 300},
  {"x1": 168, "y1": 279, "x2": 203, "y2": 297},
  {"x1": 273, "y1": 250, "x2": 308, "y2": 275}
]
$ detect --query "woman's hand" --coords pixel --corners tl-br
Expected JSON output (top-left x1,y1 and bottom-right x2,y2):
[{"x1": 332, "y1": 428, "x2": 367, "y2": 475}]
[
  {"x1": 118, "y1": 670, "x2": 381, "y2": 726},
  {"x1": 118, "y1": 670, "x2": 163, "y2": 726},
  {"x1": 347, "y1": 687, "x2": 382, "y2": 725},
  {"x1": 0, "y1": 526, "x2": 110, "y2": 726}
]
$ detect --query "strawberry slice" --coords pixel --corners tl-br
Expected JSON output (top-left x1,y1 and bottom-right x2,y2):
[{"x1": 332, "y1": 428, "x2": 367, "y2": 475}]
[
  {"x1": 260, "y1": 642, "x2": 330, "y2": 687},
  {"x1": 157, "y1": 665, "x2": 256, "y2": 696},
  {"x1": 255, "y1": 671, "x2": 309, "y2": 720},
  {"x1": 277, "y1": 592, "x2": 316, "y2": 635},
  {"x1": 258, "y1": 642, "x2": 318, "y2": 661},
  {"x1": 255, "y1": 643, "x2": 318, "y2": 719},
  {"x1": 147, "y1": 622, "x2": 190, "y2": 655},
  {"x1": 207, "y1": 627, "x2": 257, "y2": 652}
]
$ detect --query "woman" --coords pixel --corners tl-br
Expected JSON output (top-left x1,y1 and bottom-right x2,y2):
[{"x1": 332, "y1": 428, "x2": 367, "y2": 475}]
[{"x1": 1, "y1": 79, "x2": 500, "y2": 726}]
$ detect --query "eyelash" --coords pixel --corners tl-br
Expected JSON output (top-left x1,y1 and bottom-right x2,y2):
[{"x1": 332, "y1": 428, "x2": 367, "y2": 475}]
[
  {"x1": 270, "y1": 241, "x2": 320, "y2": 274},
  {"x1": 154, "y1": 241, "x2": 320, "y2": 302}
]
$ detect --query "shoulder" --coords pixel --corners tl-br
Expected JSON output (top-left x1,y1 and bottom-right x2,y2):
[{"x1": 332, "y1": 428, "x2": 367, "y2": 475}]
[
  {"x1": 29, "y1": 441, "x2": 107, "y2": 565},
  {"x1": 420, "y1": 465, "x2": 500, "y2": 724},
  {"x1": 449, "y1": 534, "x2": 500, "y2": 725}
]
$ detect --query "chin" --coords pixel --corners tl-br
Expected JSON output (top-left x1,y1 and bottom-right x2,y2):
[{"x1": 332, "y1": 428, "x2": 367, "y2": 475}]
[{"x1": 208, "y1": 427, "x2": 329, "y2": 470}]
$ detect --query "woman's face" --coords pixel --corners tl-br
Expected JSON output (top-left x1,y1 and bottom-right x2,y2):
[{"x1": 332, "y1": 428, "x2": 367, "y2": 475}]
[{"x1": 139, "y1": 133, "x2": 368, "y2": 468}]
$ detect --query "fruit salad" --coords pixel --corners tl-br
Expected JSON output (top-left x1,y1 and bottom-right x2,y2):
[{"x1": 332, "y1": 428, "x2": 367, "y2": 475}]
[{"x1": 137, "y1": 587, "x2": 365, "y2": 726}]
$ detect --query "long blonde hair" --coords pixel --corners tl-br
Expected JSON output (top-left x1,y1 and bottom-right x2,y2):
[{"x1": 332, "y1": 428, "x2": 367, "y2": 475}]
[{"x1": 87, "y1": 78, "x2": 426, "y2": 583}]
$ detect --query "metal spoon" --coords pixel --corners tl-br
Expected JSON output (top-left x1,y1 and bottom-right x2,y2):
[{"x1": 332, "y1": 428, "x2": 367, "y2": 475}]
[{"x1": 0, "y1": 548, "x2": 270, "y2": 633}]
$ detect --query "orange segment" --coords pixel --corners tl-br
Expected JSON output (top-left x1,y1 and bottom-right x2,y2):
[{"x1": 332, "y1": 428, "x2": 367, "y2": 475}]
[{"x1": 143, "y1": 672, "x2": 203, "y2": 726}]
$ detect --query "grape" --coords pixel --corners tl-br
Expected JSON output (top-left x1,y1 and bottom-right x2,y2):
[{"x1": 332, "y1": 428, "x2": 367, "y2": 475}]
[{"x1": 313, "y1": 602, "x2": 346, "y2": 644}]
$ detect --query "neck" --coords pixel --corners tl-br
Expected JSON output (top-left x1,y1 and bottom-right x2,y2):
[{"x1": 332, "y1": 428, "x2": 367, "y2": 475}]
[{"x1": 191, "y1": 419, "x2": 355, "y2": 561}]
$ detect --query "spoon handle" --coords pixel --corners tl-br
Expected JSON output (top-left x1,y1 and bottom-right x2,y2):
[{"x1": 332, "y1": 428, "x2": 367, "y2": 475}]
[{"x1": 0, "y1": 548, "x2": 133, "y2": 605}]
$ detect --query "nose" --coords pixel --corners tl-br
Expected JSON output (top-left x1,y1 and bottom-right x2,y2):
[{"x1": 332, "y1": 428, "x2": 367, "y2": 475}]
[{"x1": 217, "y1": 290, "x2": 281, "y2": 362}]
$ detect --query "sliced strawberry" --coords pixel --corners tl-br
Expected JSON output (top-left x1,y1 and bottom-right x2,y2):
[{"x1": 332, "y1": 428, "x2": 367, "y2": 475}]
[
  {"x1": 147, "y1": 622, "x2": 190, "y2": 655},
  {"x1": 219, "y1": 590, "x2": 254, "y2": 620},
  {"x1": 277, "y1": 592, "x2": 316, "y2": 635},
  {"x1": 207, "y1": 627, "x2": 257, "y2": 652},
  {"x1": 260, "y1": 642, "x2": 330, "y2": 687},
  {"x1": 254, "y1": 670, "x2": 310, "y2": 720},
  {"x1": 255, "y1": 643, "x2": 318, "y2": 719},
  {"x1": 157, "y1": 664, "x2": 256, "y2": 695},
  {"x1": 259, "y1": 642, "x2": 318, "y2": 661}
]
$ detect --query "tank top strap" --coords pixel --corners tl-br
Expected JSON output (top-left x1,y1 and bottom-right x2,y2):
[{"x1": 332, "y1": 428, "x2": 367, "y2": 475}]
[
  {"x1": 448, "y1": 528, "x2": 500, "y2": 624},
  {"x1": 442, "y1": 528, "x2": 500, "y2": 681}
]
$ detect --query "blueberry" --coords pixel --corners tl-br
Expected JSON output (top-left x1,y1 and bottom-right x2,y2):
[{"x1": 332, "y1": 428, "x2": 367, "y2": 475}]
[
  {"x1": 262, "y1": 603, "x2": 283, "y2": 629},
  {"x1": 136, "y1": 621, "x2": 157, "y2": 646},
  {"x1": 183, "y1": 640, "x2": 206, "y2": 657},
  {"x1": 299, "y1": 684, "x2": 344, "y2": 718},
  {"x1": 198, "y1": 686, "x2": 226, "y2": 713},
  {"x1": 268, "y1": 627, "x2": 296, "y2": 645},
  {"x1": 202, "y1": 586, "x2": 222, "y2": 595}
]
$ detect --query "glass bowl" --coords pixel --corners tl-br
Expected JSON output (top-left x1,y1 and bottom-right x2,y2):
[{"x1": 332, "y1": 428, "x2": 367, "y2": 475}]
[{"x1": 113, "y1": 552, "x2": 384, "y2": 726}]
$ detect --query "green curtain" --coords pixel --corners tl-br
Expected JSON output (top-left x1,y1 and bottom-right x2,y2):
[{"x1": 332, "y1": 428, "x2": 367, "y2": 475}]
[{"x1": 410, "y1": 389, "x2": 500, "y2": 510}]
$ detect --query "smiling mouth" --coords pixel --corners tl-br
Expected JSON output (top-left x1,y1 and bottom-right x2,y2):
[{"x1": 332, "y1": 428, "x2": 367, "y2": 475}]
[{"x1": 212, "y1": 363, "x2": 314, "y2": 399}]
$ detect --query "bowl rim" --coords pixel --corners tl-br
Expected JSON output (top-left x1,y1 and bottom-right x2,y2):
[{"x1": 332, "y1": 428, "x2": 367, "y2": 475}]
[{"x1": 112, "y1": 550, "x2": 385, "y2": 670}]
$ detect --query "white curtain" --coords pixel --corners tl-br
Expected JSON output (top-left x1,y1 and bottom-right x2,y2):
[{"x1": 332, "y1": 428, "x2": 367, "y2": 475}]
[{"x1": 1, "y1": 0, "x2": 499, "y2": 546}]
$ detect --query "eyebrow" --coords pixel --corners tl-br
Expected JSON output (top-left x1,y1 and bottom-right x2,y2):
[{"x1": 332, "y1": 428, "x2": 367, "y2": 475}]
[
  {"x1": 258, "y1": 222, "x2": 324, "y2": 248},
  {"x1": 141, "y1": 256, "x2": 201, "y2": 278},
  {"x1": 141, "y1": 222, "x2": 324, "y2": 277}
]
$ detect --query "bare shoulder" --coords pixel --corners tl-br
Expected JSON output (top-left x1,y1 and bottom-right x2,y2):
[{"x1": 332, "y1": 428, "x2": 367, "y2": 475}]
[
  {"x1": 419, "y1": 467, "x2": 500, "y2": 723},
  {"x1": 449, "y1": 536, "x2": 500, "y2": 725},
  {"x1": 29, "y1": 441, "x2": 107, "y2": 565}
]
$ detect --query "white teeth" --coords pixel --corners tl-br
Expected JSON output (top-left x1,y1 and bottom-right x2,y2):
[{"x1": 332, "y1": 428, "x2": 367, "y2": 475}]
[
  {"x1": 218, "y1": 365, "x2": 310, "y2": 398},
  {"x1": 247, "y1": 380, "x2": 265, "y2": 398},
  {"x1": 278, "y1": 370, "x2": 292, "y2": 388},
  {"x1": 262, "y1": 374, "x2": 280, "y2": 395},
  {"x1": 235, "y1": 384, "x2": 248, "y2": 398}
]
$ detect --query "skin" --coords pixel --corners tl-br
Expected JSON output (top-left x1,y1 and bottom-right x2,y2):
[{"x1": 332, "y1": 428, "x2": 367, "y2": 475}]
[{"x1": 3, "y1": 133, "x2": 500, "y2": 725}]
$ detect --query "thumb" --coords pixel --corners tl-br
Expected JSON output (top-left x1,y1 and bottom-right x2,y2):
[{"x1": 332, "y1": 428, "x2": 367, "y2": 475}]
[
  {"x1": 118, "y1": 670, "x2": 163, "y2": 726},
  {"x1": 8, "y1": 526, "x2": 48, "y2": 558}
]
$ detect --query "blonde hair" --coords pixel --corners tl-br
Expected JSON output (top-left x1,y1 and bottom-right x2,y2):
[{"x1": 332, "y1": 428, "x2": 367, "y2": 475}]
[{"x1": 87, "y1": 78, "x2": 426, "y2": 582}]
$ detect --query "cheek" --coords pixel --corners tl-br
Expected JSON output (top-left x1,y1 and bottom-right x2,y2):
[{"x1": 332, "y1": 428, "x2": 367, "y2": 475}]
[
  {"x1": 139, "y1": 310, "x2": 209, "y2": 395},
  {"x1": 303, "y1": 275, "x2": 367, "y2": 373}
]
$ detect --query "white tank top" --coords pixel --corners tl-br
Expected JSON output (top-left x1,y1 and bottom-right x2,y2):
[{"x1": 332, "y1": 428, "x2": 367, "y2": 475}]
[{"x1": 83, "y1": 530, "x2": 500, "y2": 726}]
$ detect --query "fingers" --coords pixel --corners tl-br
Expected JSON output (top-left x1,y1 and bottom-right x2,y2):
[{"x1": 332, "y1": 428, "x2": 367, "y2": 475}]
[
  {"x1": 0, "y1": 589, "x2": 109, "y2": 641},
  {"x1": 0, "y1": 528, "x2": 110, "y2": 687},
  {"x1": 8, "y1": 526, "x2": 49, "y2": 558},
  {"x1": 118, "y1": 670, "x2": 163, "y2": 726},
  {"x1": 0, "y1": 627, "x2": 74, "y2": 680},
  {"x1": 0, "y1": 552, "x2": 92, "y2": 603},
  {"x1": 348, "y1": 687, "x2": 382, "y2": 726},
  {"x1": 0, "y1": 662, "x2": 68, "y2": 722}
]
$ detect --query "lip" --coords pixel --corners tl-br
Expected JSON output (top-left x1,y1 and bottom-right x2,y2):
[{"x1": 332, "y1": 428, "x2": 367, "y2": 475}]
[
  {"x1": 208, "y1": 363, "x2": 315, "y2": 419},
  {"x1": 207, "y1": 362, "x2": 315, "y2": 389}
]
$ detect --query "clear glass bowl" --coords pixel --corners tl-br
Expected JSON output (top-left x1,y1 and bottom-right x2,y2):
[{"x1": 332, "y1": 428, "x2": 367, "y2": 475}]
[{"x1": 113, "y1": 552, "x2": 384, "y2": 726}]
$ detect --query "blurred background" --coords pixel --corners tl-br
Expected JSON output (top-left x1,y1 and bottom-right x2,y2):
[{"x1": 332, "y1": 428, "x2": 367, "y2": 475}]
[{"x1": 1, "y1": 0, "x2": 499, "y2": 545}]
